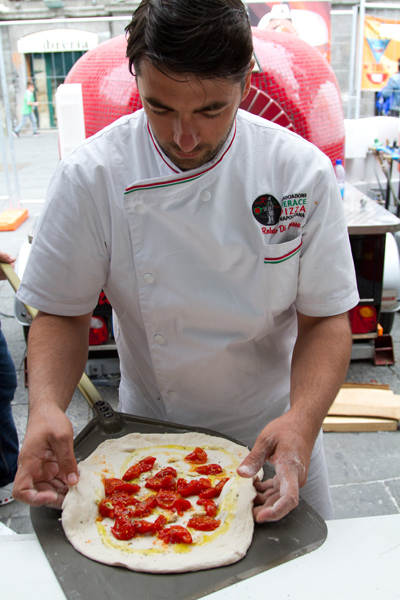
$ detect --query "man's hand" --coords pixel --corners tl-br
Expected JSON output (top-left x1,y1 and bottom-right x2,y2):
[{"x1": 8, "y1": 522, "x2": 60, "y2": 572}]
[
  {"x1": 237, "y1": 411, "x2": 312, "y2": 522},
  {"x1": 238, "y1": 312, "x2": 352, "y2": 523},
  {"x1": 13, "y1": 404, "x2": 79, "y2": 508},
  {"x1": 0, "y1": 251, "x2": 16, "y2": 280},
  {"x1": 13, "y1": 310, "x2": 92, "y2": 507}
]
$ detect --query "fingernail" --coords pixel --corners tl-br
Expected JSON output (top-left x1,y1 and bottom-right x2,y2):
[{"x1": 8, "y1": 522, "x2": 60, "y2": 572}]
[{"x1": 67, "y1": 473, "x2": 78, "y2": 485}]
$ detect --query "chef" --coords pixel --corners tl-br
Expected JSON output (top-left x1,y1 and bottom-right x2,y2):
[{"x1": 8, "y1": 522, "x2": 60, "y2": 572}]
[{"x1": 13, "y1": 0, "x2": 359, "y2": 522}]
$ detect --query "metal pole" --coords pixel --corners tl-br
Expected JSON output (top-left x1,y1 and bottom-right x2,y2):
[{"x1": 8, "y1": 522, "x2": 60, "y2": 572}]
[
  {"x1": 355, "y1": 0, "x2": 366, "y2": 119},
  {"x1": 0, "y1": 27, "x2": 20, "y2": 207},
  {"x1": 347, "y1": 4, "x2": 359, "y2": 119},
  {"x1": 0, "y1": 106, "x2": 12, "y2": 207}
]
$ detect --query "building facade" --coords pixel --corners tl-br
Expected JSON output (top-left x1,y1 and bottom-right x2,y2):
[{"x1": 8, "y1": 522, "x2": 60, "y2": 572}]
[
  {"x1": 0, "y1": 0, "x2": 139, "y2": 129},
  {"x1": 1, "y1": 0, "x2": 400, "y2": 130}
]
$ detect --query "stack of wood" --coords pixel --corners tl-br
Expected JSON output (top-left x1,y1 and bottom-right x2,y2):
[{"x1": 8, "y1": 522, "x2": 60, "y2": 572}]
[{"x1": 323, "y1": 383, "x2": 400, "y2": 432}]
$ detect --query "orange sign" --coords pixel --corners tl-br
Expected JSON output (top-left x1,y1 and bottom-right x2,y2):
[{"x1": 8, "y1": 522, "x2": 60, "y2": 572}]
[{"x1": 363, "y1": 15, "x2": 400, "y2": 90}]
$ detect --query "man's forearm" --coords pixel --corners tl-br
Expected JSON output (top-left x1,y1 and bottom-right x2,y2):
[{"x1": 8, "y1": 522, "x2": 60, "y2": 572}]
[
  {"x1": 289, "y1": 311, "x2": 352, "y2": 442},
  {"x1": 27, "y1": 311, "x2": 92, "y2": 414}
]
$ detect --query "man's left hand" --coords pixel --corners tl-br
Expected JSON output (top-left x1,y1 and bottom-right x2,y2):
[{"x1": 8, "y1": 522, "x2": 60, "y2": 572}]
[{"x1": 237, "y1": 412, "x2": 312, "y2": 522}]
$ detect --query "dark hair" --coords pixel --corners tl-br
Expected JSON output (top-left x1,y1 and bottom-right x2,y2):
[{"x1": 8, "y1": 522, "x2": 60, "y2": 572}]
[{"x1": 125, "y1": 0, "x2": 253, "y2": 83}]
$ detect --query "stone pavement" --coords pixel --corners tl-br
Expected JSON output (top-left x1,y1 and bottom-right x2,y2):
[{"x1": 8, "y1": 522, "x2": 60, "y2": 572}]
[{"x1": 0, "y1": 129, "x2": 399, "y2": 535}]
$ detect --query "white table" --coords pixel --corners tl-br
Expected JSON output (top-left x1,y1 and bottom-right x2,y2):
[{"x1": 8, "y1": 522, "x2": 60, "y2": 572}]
[{"x1": 1, "y1": 514, "x2": 400, "y2": 600}]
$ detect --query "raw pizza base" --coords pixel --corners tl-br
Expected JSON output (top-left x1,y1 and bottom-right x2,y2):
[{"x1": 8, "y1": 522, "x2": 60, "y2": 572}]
[{"x1": 62, "y1": 432, "x2": 257, "y2": 573}]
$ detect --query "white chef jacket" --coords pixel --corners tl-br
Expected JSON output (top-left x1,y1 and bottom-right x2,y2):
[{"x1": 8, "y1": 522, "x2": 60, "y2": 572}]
[{"x1": 17, "y1": 109, "x2": 359, "y2": 450}]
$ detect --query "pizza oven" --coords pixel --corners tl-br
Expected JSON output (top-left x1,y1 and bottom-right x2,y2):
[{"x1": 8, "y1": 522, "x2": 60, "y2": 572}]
[{"x1": 65, "y1": 27, "x2": 345, "y2": 165}]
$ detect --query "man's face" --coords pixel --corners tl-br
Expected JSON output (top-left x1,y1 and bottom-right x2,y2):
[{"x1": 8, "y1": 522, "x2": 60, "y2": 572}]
[{"x1": 136, "y1": 60, "x2": 252, "y2": 171}]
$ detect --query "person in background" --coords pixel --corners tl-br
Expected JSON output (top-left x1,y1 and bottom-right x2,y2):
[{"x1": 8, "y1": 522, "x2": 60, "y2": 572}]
[
  {"x1": 13, "y1": 82, "x2": 39, "y2": 137},
  {"x1": 0, "y1": 251, "x2": 19, "y2": 505},
  {"x1": 381, "y1": 59, "x2": 400, "y2": 116}
]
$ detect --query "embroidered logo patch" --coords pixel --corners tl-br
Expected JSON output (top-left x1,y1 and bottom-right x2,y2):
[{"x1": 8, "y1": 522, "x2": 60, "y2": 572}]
[
  {"x1": 252, "y1": 194, "x2": 282, "y2": 226},
  {"x1": 279, "y1": 193, "x2": 307, "y2": 221}
]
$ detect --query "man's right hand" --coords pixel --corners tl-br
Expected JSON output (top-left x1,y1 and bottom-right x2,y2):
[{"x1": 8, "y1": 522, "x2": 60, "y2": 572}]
[
  {"x1": 0, "y1": 251, "x2": 16, "y2": 280},
  {"x1": 13, "y1": 404, "x2": 79, "y2": 508},
  {"x1": 12, "y1": 310, "x2": 92, "y2": 507}
]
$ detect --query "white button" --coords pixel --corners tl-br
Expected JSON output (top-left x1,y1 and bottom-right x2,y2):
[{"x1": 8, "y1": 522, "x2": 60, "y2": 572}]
[
  {"x1": 154, "y1": 334, "x2": 166, "y2": 345},
  {"x1": 168, "y1": 390, "x2": 178, "y2": 400},
  {"x1": 143, "y1": 273, "x2": 154, "y2": 284},
  {"x1": 201, "y1": 190, "x2": 211, "y2": 202},
  {"x1": 135, "y1": 203, "x2": 146, "y2": 214}
]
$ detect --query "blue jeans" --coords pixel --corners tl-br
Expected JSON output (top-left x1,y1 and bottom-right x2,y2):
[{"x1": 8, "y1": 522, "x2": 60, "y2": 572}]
[
  {"x1": 0, "y1": 327, "x2": 19, "y2": 487},
  {"x1": 14, "y1": 112, "x2": 37, "y2": 135}
]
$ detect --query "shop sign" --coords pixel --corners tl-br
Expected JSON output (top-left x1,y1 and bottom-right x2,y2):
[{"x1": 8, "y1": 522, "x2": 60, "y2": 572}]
[{"x1": 17, "y1": 29, "x2": 99, "y2": 54}]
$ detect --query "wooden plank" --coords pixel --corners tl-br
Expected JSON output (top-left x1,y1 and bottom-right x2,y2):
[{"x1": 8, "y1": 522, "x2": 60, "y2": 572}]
[
  {"x1": 328, "y1": 387, "x2": 400, "y2": 420},
  {"x1": 323, "y1": 416, "x2": 398, "y2": 432},
  {"x1": 342, "y1": 382, "x2": 391, "y2": 390}
]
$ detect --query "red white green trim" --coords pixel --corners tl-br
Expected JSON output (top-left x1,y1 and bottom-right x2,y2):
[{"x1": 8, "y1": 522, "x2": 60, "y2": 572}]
[
  {"x1": 124, "y1": 122, "x2": 236, "y2": 195},
  {"x1": 264, "y1": 240, "x2": 302, "y2": 264}
]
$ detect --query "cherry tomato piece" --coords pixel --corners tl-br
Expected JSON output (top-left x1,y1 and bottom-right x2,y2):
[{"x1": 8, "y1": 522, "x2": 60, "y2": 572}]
[
  {"x1": 99, "y1": 494, "x2": 134, "y2": 519},
  {"x1": 155, "y1": 490, "x2": 180, "y2": 509},
  {"x1": 173, "y1": 498, "x2": 192, "y2": 516},
  {"x1": 184, "y1": 447, "x2": 208, "y2": 464},
  {"x1": 145, "y1": 475, "x2": 177, "y2": 491},
  {"x1": 107, "y1": 491, "x2": 141, "y2": 505},
  {"x1": 111, "y1": 516, "x2": 136, "y2": 540},
  {"x1": 127, "y1": 496, "x2": 157, "y2": 518},
  {"x1": 215, "y1": 478, "x2": 230, "y2": 494},
  {"x1": 177, "y1": 478, "x2": 212, "y2": 497},
  {"x1": 155, "y1": 491, "x2": 192, "y2": 515},
  {"x1": 198, "y1": 487, "x2": 217, "y2": 500},
  {"x1": 199, "y1": 478, "x2": 230, "y2": 499},
  {"x1": 158, "y1": 525, "x2": 193, "y2": 544},
  {"x1": 133, "y1": 518, "x2": 164, "y2": 534},
  {"x1": 187, "y1": 516, "x2": 221, "y2": 531},
  {"x1": 152, "y1": 514, "x2": 167, "y2": 532},
  {"x1": 113, "y1": 502, "x2": 130, "y2": 518},
  {"x1": 98, "y1": 498, "x2": 115, "y2": 518},
  {"x1": 197, "y1": 498, "x2": 218, "y2": 517},
  {"x1": 153, "y1": 467, "x2": 177, "y2": 478},
  {"x1": 122, "y1": 456, "x2": 156, "y2": 480},
  {"x1": 195, "y1": 464, "x2": 223, "y2": 475},
  {"x1": 104, "y1": 478, "x2": 140, "y2": 496},
  {"x1": 121, "y1": 464, "x2": 141, "y2": 480},
  {"x1": 133, "y1": 519, "x2": 154, "y2": 534}
]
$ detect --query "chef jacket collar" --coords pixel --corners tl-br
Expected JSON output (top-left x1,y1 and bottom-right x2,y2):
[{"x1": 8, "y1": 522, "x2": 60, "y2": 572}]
[{"x1": 146, "y1": 117, "x2": 237, "y2": 176}]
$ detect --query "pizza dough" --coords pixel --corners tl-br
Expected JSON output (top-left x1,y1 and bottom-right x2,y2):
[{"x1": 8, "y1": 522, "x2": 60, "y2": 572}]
[{"x1": 62, "y1": 432, "x2": 257, "y2": 573}]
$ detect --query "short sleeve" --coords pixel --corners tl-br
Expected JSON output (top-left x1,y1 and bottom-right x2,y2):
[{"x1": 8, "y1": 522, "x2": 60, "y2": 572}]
[
  {"x1": 17, "y1": 160, "x2": 110, "y2": 316},
  {"x1": 295, "y1": 163, "x2": 359, "y2": 316}
]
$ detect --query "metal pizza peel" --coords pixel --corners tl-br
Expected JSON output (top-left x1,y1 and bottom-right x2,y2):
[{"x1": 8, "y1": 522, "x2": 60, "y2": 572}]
[{"x1": 31, "y1": 401, "x2": 328, "y2": 600}]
